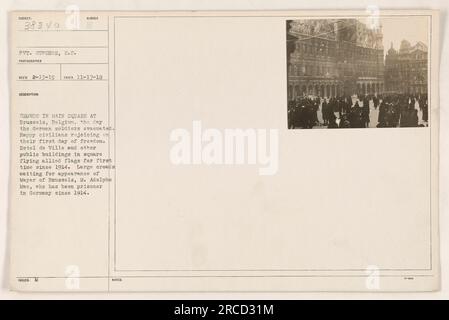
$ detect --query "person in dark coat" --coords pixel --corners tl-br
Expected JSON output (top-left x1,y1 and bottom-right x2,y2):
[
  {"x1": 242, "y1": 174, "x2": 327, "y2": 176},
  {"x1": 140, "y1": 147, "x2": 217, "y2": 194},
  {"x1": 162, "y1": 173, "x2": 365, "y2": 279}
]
[
  {"x1": 334, "y1": 97, "x2": 342, "y2": 116},
  {"x1": 348, "y1": 101, "x2": 364, "y2": 128},
  {"x1": 295, "y1": 104, "x2": 306, "y2": 129},
  {"x1": 373, "y1": 95, "x2": 379, "y2": 109},
  {"x1": 327, "y1": 111, "x2": 338, "y2": 128},
  {"x1": 400, "y1": 103, "x2": 410, "y2": 127},
  {"x1": 423, "y1": 103, "x2": 428, "y2": 122},
  {"x1": 339, "y1": 114, "x2": 351, "y2": 128},
  {"x1": 288, "y1": 100, "x2": 295, "y2": 129},
  {"x1": 384, "y1": 104, "x2": 397, "y2": 127},
  {"x1": 362, "y1": 98, "x2": 370, "y2": 128},
  {"x1": 312, "y1": 98, "x2": 319, "y2": 126},
  {"x1": 409, "y1": 108, "x2": 419, "y2": 127},
  {"x1": 378, "y1": 100, "x2": 387, "y2": 127},
  {"x1": 322, "y1": 99, "x2": 328, "y2": 125}
]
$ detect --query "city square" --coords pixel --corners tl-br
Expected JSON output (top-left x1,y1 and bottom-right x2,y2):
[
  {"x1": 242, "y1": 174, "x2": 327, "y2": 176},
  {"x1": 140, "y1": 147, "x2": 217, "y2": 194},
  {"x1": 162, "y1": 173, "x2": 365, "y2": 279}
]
[{"x1": 286, "y1": 17, "x2": 429, "y2": 129}]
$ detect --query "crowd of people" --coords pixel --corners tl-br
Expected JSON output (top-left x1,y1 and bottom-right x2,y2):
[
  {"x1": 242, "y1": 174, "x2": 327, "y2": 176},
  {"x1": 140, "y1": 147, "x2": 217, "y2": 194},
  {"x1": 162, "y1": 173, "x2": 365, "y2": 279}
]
[{"x1": 287, "y1": 93, "x2": 428, "y2": 129}]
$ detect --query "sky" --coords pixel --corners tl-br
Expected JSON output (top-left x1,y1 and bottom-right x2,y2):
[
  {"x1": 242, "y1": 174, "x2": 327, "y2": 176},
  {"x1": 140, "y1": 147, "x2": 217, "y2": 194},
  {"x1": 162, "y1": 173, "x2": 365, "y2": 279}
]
[{"x1": 378, "y1": 16, "x2": 429, "y2": 53}]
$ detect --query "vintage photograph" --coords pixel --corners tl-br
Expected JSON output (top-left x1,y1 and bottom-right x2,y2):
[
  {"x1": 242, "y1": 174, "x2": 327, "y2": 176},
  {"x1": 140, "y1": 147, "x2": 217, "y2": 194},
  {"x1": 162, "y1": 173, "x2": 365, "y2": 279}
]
[{"x1": 286, "y1": 17, "x2": 429, "y2": 129}]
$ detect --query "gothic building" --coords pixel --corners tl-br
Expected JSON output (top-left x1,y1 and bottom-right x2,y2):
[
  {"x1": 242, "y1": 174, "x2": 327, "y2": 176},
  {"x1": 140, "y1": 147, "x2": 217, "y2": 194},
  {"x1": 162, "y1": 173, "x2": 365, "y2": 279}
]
[
  {"x1": 287, "y1": 19, "x2": 385, "y2": 100},
  {"x1": 384, "y1": 40, "x2": 428, "y2": 94}
]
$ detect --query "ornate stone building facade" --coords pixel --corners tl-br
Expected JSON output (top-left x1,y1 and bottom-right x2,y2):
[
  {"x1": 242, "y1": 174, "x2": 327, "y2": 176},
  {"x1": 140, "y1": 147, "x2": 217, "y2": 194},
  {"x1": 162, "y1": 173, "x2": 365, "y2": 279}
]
[
  {"x1": 287, "y1": 19, "x2": 385, "y2": 100},
  {"x1": 384, "y1": 40, "x2": 428, "y2": 94}
]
